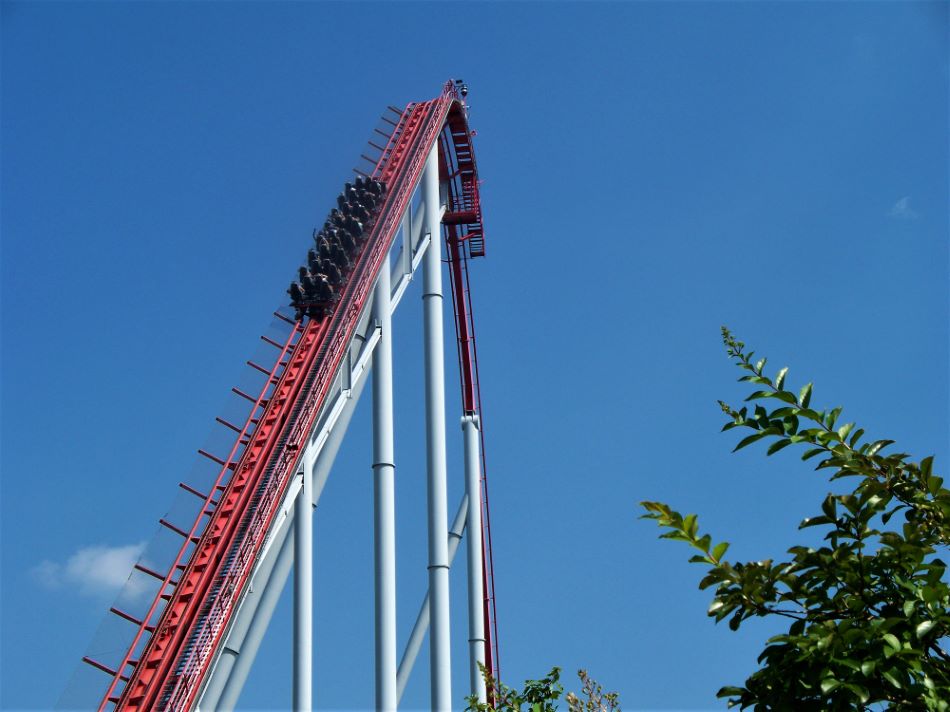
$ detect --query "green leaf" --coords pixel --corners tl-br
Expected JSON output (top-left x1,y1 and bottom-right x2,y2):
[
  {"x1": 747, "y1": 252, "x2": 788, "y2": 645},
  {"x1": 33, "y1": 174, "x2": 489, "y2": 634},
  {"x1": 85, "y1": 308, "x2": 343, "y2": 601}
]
[
  {"x1": 733, "y1": 432, "x2": 767, "y2": 452},
  {"x1": 843, "y1": 683, "x2": 869, "y2": 704},
  {"x1": 660, "y1": 531, "x2": 691, "y2": 542},
  {"x1": 820, "y1": 678, "x2": 839, "y2": 693},
  {"x1": 716, "y1": 686, "x2": 745, "y2": 699},
  {"x1": 826, "y1": 406, "x2": 842, "y2": 429},
  {"x1": 837, "y1": 422, "x2": 854, "y2": 442},
  {"x1": 775, "y1": 367, "x2": 788, "y2": 391},
  {"x1": 882, "y1": 669, "x2": 902, "y2": 689},
  {"x1": 771, "y1": 407, "x2": 798, "y2": 418},
  {"x1": 848, "y1": 428, "x2": 865, "y2": 447},
  {"x1": 712, "y1": 541, "x2": 729, "y2": 561},
  {"x1": 860, "y1": 661, "x2": 876, "y2": 676},
  {"x1": 699, "y1": 568, "x2": 728, "y2": 589},
  {"x1": 782, "y1": 416, "x2": 799, "y2": 435},
  {"x1": 881, "y1": 504, "x2": 906, "y2": 524},
  {"x1": 801, "y1": 447, "x2": 825, "y2": 461},
  {"x1": 916, "y1": 620, "x2": 936, "y2": 638},
  {"x1": 771, "y1": 390, "x2": 798, "y2": 404},
  {"x1": 883, "y1": 633, "x2": 901, "y2": 652},
  {"x1": 766, "y1": 439, "x2": 793, "y2": 456},
  {"x1": 867, "y1": 439, "x2": 895, "y2": 457},
  {"x1": 798, "y1": 382, "x2": 813, "y2": 408}
]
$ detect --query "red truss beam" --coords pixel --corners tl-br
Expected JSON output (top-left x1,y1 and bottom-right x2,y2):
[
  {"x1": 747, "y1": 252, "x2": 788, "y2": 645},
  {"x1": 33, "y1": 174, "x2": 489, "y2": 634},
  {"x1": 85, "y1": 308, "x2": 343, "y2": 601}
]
[
  {"x1": 95, "y1": 81, "x2": 480, "y2": 712},
  {"x1": 439, "y1": 106, "x2": 498, "y2": 684}
]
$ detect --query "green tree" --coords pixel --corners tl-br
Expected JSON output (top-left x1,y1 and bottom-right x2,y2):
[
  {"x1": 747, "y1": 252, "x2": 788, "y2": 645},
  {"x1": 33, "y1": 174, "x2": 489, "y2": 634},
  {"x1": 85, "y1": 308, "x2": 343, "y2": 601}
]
[
  {"x1": 641, "y1": 327, "x2": 950, "y2": 710},
  {"x1": 466, "y1": 667, "x2": 620, "y2": 712},
  {"x1": 565, "y1": 670, "x2": 621, "y2": 712}
]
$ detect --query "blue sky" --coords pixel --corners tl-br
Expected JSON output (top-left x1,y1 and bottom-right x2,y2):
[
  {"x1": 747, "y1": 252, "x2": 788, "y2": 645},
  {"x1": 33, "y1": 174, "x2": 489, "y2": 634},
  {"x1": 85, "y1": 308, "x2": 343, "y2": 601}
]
[{"x1": 2, "y1": 2, "x2": 947, "y2": 710}]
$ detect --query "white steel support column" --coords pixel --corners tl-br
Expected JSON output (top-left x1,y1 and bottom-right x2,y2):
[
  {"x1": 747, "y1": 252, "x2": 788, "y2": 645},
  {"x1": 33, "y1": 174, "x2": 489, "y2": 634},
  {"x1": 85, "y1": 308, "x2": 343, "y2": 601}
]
[
  {"x1": 293, "y1": 447, "x2": 315, "y2": 711},
  {"x1": 462, "y1": 415, "x2": 487, "y2": 703},
  {"x1": 396, "y1": 496, "x2": 468, "y2": 702},
  {"x1": 373, "y1": 255, "x2": 397, "y2": 712},
  {"x1": 422, "y1": 142, "x2": 452, "y2": 712}
]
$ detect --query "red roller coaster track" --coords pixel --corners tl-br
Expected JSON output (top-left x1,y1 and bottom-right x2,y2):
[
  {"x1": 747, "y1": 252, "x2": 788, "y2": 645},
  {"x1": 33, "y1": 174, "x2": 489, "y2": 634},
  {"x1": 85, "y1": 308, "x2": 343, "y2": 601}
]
[{"x1": 81, "y1": 81, "x2": 498, "y2": 711}]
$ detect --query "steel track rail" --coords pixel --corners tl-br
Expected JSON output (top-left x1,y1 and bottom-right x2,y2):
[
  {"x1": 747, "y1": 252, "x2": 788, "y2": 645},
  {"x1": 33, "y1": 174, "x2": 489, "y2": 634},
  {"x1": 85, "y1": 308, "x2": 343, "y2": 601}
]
[
  {"x1": 439, "y1": 104, "x2": 498, "y2": 683},
  {"x1": 92, "y1": 82, "x2": 469, "y2": 712}
]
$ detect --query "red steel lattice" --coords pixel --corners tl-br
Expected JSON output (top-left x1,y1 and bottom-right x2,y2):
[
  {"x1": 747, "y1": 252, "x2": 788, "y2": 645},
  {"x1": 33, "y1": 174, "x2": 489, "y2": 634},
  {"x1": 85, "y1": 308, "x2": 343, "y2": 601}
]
[{"x1": 86, "y1": 80, "x2": 496, "y2": 711}]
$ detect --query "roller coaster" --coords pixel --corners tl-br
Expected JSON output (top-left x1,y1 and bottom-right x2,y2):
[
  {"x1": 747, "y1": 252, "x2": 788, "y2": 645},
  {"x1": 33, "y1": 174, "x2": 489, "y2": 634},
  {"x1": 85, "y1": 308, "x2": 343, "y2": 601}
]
[{"x1": 65, "y1": 80, "x2": 497, "y2": 712}]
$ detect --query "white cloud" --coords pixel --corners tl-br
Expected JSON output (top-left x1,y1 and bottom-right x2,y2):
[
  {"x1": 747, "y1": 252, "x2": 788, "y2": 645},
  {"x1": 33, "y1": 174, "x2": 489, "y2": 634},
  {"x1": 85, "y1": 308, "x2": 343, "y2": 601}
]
[
  {"x1": 888, "y1": 196, "x2": 919, "y2": 220},
  {"x1": 32, "y1": 542, "x2": 147, "y2": 597}
]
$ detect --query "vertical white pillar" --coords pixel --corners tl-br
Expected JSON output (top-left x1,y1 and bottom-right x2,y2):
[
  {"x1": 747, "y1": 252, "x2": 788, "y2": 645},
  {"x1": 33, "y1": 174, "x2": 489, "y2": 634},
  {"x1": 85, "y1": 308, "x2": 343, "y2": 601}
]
[
  {"x1": 293, "y1": 448, "x2": 314, "y2": 711},
  {"x1": 422, "y1": 142, "x2": 452, "y2": 712},
  {"x1": 396, "y1": 496, "x2": 469, "y2": 703},
  {"x1": 373, "y1": 255, "x2": 397, "y2": 712},
  {"x1": 462, "y1": 415, "x2": 487, "y2": 703}
]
